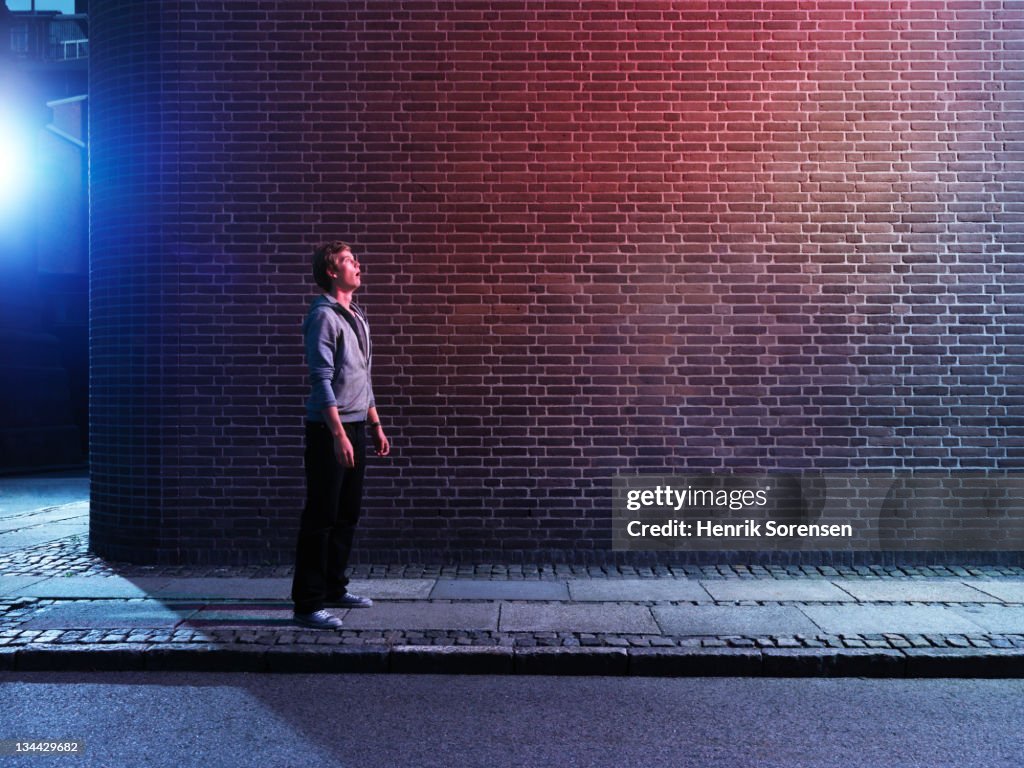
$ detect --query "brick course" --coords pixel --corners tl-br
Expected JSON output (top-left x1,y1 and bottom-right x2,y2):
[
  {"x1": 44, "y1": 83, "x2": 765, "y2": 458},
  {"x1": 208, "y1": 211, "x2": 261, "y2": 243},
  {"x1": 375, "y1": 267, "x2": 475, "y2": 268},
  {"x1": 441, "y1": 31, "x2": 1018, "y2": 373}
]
[{"x1": 90, "y1": 1, "x2": 1024, "y2": 564}]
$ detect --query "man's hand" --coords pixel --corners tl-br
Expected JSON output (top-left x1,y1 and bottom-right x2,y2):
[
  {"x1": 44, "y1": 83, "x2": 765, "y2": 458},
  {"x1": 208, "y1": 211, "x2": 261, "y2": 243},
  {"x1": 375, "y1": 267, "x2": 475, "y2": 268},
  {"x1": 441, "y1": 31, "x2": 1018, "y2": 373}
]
[
  {"x1": 333, "y1": 432, "x2": 356, "y2": 468},
  {"x1": 372, "y1": 426, "x2": 390, "y2": 457}
]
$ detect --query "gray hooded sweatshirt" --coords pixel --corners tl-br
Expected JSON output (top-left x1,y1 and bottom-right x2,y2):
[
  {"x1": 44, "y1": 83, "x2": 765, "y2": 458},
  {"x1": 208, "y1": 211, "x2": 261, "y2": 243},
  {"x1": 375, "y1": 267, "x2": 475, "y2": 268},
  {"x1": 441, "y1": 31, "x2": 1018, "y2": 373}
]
[{"x1": 303, "y1": 294, "x2": 376, "y2": 423}]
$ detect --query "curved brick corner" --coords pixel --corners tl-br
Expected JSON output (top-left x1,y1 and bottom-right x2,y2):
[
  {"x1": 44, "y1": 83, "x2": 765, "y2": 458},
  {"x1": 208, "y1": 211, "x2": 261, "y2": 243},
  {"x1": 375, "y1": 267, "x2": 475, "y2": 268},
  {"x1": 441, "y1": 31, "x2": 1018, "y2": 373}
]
[{"x1": 88, "y1": 0, "x2": 184, "y2": 563}]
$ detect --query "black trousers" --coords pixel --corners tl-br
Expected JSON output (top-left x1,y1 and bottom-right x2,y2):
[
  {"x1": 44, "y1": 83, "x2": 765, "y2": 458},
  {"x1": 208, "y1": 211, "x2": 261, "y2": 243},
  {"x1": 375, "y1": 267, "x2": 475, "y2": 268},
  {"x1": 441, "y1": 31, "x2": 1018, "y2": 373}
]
[{"x1": 291, "y1": 420, "x2": 366, "y2": 614}]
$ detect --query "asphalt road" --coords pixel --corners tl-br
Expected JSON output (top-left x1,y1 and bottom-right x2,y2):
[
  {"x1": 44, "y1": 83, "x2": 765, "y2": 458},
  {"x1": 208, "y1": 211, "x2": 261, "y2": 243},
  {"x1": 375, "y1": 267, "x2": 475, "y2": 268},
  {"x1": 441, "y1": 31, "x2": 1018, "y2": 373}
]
[{"x1": 2, "y1": 672, "x2": 1022, "y2": 768}]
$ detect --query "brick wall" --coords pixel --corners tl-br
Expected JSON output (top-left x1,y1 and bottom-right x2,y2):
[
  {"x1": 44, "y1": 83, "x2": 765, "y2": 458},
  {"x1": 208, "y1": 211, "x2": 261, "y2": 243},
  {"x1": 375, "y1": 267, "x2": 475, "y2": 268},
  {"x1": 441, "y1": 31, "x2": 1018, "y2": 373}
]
[
  {"x1": 90, "y1": 1, "x2": 1024, "y2": 565},
  {"x1": 89, "y1": 1, "x2": 183, "y2": 561}
]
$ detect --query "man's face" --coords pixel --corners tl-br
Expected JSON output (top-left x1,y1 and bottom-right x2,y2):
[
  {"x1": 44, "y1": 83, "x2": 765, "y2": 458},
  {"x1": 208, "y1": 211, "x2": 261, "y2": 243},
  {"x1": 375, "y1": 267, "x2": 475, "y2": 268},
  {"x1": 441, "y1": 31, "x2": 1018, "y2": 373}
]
[{"x1": 331, "y1": 248, "x2": 361, "y2": 291}]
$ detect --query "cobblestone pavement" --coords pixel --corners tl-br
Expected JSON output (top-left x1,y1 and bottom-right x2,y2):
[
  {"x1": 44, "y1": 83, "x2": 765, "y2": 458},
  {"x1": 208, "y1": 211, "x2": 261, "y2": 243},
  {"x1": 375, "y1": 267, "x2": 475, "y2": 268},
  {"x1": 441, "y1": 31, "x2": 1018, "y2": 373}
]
[
  {"x1": 3, "y1": 477, "x2": 1024, "y2": 676},
  {"x1": 4, "y1": 534, "x2": 1023, "y2": 581},
  {"x1": 4, "y1": 610, "x2": 1024, "y2": 652},
  {"x1": 3, "y1": 534, "x2": 1024, "y2": 676}
]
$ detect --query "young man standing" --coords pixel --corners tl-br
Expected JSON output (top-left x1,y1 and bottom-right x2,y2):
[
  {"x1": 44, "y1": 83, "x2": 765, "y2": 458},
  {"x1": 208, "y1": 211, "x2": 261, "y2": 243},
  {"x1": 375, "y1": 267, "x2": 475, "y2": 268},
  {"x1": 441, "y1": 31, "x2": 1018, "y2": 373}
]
[{"x1": 292, "y1": 241, "x2": 390, "y2": 630}]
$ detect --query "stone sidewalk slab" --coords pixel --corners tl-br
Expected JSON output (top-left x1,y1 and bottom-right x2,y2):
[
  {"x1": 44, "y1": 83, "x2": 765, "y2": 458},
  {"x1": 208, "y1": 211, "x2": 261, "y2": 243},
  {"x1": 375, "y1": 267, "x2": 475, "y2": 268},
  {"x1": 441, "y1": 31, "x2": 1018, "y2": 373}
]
[
  {"x1": 347, "y1": 578, "x2": 435, "y2": 599},
  {"x1": 339, "y1": 602, "x2": 499, "y2": 631},
  {"x1": 0, "y1": 575, "x2": 52, "y2": 596},
  {"x1": 151, "y1": 578, "x2": 291, "y2": 600},
  {"x1": 14, "y1": 576, "x2": 437, "y2": 602},
  {"x1": 834, "y1": 580, "x2": 1000, "y2": 603},
  {"x1": 701, "y1": 580, "x2": 853, "y2": 603},
  {"x1": 159, "y1": 577, "x2": 435, "y2": 601},
  {"x1": 19, "y1": 576, "x2": 171, "y2": 599},
  {"x1": 652, "y1": 605, "x2": 820, "y2": 636},
  {"x1": 18, "y1": 600, "x2": 201, "y2": 630},
  {"x1": 183, "y1": 605, "x2": 296, "y2": 628},
  {"x1": 799, "y1": 605, "x2": 987, "y2": 635},
  {"x1": 0, "y1": 503, "x2": 88, "y2": 532},
  {"x1": 948, "y1": 605, "x2": 1024, "y2": 634},
  {"x1": 962, "y1": 580, "x2": 1024, "y2": 604},
  {"x1": 499, "y1": 603, "x2": 659, "y2": 633},
  {"x1": 430, "y1": 579, "x2": 568, "y2": 601},
  {"x1": 0, "y1": 524, "x2": 87, "y2": 552},
  {"x1": 567, "y1": 579, "x2": 710, "y2": 602}
]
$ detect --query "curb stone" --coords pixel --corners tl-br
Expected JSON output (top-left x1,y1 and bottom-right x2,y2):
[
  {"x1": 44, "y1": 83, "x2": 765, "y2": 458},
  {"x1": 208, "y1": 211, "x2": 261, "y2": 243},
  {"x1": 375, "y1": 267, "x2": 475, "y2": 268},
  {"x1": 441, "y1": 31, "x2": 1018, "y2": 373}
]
[
  {"x1": 762, "y1": 648, "x2": 905, "y2": 677},
  {"x1": 3, "y1": 643, "x2": 1024, "y2": 678},
  {"x1": 514, "y1": 647, "x2": 629, "y2": 676},
  {"x1": 904, "y1": 648, "x2": 1024, "y2": 678},
  {"x1": 628, "y1": 647, "x2": 762, "y2": 677},
  {"x1": 16, "y1": 644, "x2": 146, "y2": 672},
  {"x1": 145, "y1": 643, "x2": 266, "y2": 673},
  {"x1": 391, "y1": 645, "x2": 514, "y2": 675},
  {"x1": 265, "y1": 645, "x2": 390, "y2": 674}
]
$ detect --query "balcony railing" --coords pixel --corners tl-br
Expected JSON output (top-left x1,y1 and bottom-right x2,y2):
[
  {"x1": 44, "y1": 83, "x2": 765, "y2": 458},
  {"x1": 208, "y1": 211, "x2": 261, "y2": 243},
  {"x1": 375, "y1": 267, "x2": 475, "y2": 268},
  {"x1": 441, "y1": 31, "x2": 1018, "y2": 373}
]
[{"x1": 9, "y1": 13, "x2": 88, "y2": 62}]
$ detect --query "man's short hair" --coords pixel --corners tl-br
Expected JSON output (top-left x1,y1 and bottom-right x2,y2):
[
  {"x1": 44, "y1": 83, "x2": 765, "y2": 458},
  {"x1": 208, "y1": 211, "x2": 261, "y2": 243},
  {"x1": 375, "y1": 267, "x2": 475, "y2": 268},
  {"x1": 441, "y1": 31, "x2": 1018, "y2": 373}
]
[{"x1": 312, "y1": 241, "x2": 351, "y2": 291}]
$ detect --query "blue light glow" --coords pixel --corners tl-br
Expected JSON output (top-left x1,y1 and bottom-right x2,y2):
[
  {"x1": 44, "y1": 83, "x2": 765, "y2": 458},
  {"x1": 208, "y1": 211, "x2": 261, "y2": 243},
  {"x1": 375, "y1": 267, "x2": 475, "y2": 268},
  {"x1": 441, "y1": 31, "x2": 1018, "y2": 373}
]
[{"x1": 0, "y1": 117, "x2": 33, "y2": 216}]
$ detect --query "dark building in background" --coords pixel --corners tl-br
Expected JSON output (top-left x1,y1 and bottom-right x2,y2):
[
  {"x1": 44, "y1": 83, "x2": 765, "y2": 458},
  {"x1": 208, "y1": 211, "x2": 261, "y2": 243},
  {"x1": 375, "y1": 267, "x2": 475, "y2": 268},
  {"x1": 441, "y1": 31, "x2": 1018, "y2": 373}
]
[
  {"x1": 88, "y1": 1, "x2": 1023, "y2": 565},
  {"x1": 0, "y1": 1, "x2": 88, "y2": 471}
]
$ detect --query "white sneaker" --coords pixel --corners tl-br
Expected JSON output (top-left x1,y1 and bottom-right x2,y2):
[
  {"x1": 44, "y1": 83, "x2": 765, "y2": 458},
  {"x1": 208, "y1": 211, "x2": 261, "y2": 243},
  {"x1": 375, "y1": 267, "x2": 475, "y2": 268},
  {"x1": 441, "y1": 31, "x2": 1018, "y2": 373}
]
[
  {"x1": 293, "y1": 609, "x2": 343, "y2": 630},
  {"x1": 325, "y1": 593, "x2": 374, "y2": 609}
]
